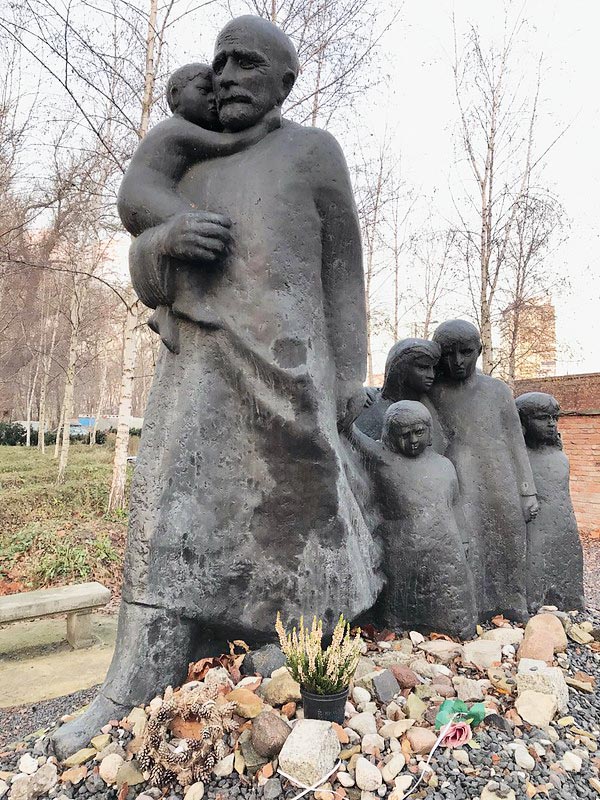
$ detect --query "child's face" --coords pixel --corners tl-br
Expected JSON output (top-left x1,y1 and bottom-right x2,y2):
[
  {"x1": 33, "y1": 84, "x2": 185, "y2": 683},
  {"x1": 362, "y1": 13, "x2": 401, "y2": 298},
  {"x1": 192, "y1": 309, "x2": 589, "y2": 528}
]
[
  {"x1": 391, "y1": 420, "x2": 430, "y2": 458},
  {"x1": 440, "y1": 338, "x2": 480, "y2": 381},
  {"x1": 525, "y1": 409, "x2": 560, "y2": 446},
  {"x1": 177, "y1": 71, "x2": 220, "y2": 130}
]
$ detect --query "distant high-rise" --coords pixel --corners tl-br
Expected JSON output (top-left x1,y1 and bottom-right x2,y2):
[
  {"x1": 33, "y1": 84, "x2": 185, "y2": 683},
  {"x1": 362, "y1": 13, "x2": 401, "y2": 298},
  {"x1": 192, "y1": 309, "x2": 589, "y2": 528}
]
[{"x1": 500, "y1": 299, "x2": 557, "y2": 380}]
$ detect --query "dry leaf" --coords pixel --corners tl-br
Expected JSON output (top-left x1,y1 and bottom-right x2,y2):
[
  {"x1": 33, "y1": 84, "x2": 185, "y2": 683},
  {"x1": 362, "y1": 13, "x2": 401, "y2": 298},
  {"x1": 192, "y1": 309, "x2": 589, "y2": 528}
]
[{"x1": 491, "y1": 614, "x2": 508, "y2": 627}]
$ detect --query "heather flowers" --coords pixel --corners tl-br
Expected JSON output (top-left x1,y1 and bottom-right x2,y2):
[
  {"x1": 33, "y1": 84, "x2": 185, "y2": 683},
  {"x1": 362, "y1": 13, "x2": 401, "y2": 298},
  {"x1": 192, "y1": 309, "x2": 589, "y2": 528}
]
[{"x1": 275, "y1": 612, "x2": 362, "y2": 695}]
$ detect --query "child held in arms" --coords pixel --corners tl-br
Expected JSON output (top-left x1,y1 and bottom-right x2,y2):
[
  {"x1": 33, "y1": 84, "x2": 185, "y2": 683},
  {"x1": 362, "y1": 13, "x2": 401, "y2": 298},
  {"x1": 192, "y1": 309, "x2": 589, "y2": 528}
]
[
  {"x1": 348, "y1": 400, "x2": 477, "y2": 639},
  {"x1": 516, "y1": 392, "x2": 585, "y2": 612},
  {"x1": 117, "y1": 63, "x2": 281, "y2": 352},
  {"x1": 429, "y1": 320, "x2": 538, "y2": 623}
]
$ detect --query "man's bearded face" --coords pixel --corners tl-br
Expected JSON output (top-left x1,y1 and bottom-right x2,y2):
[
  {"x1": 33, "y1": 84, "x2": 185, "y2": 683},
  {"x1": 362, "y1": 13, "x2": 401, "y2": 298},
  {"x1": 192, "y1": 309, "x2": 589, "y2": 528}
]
[{"x1": 213, "y1": 26, "x2": 290, "y2": 131}]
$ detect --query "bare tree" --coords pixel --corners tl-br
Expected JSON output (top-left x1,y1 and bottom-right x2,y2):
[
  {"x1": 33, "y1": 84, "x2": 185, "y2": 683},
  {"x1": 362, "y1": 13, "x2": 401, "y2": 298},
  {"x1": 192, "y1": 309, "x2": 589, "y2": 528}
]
[
  {"x1": 246, "y1": 0, "x2": 398, "y2": 127},
  {"x1": 451, "y1": 17, "x2": 566, "y2": 373},
  {"x1": 409, "y1": 228, "x2": 458, "y2": 339}
]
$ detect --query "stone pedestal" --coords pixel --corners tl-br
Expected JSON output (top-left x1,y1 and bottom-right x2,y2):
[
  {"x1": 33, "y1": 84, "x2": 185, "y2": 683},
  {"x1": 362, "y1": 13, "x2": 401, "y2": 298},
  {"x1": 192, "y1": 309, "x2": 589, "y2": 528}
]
[{"x1": 67, "y1": 611, "x2": 96, "y2": 649}]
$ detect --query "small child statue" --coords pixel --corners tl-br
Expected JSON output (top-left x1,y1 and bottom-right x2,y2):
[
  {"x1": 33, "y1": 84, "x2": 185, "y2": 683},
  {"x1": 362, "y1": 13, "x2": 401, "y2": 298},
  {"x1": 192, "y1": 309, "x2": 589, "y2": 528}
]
[
  {"x1": 515, "y1": 392, "x2": 585, "y2": 612},
  {"x1": 117, "y1": 63, "x2": 280, "y2": 352},
  {"x1": 349, "y1": 400, "x2": 477, "y2": 639}
]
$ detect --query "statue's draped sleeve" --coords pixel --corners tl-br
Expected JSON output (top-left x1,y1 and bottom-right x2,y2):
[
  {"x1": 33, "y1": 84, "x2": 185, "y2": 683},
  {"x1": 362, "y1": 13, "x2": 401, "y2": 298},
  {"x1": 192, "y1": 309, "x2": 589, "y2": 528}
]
[
  {"x1": 503, "y1": 385, "x2": 537, "y2": 496},
  {"x1": 128, "y1": 224, "x2": 172, "y2": 310},
  {"x1": 314, "y1": 131, "x2": 367, "y2": 393}
]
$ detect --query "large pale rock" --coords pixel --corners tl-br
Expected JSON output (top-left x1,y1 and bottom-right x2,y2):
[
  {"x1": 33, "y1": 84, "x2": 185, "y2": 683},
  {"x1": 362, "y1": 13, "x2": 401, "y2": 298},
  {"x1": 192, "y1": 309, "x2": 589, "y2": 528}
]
[
  {"x1": 17, "y1": 756, "x2": 37, "y2": 776},
  {"x1": 517, "y1": 632, "x2": 554, "y2": 663},
  {"x1": 453, "y1": 676, "x2": 484, "y2": 702},
  {"x1": 481, "y1": 628, "x2": 524, "y2": 646},
  {"x1": 361, "y1": 734, "x2": 385, "y2": 755},
  {"x1": 523, "y1": 614, "x2": 568, "y2": 653},
  {"x1": 250, "y1": 711, "x2": 291, "y2": 757},
  {"x1": 516, "y1": 661, "x2": 569, "y2": 713},
  {"x1": 8, "y1": 775, "x2": 31, "y2": 800},
  {"x1": 354, "y1": 757, "x2": 382, "y2": 791},
  {"x1": 278, "y1": 720, "x2": 340, "y2": 786},
  {"x1": 406, "y1": 728, "x2": 437, "y2": 755},
  {"x1": 261, "y1": 670, "x2": 301, "y2": 706},
  {"x1": 381, "y1": 754, "x2": 405, "y2": 783},
  {"x1": 463, "y1": 640, "x2": 502, "y2": 670},
  {"x1": 515, "y1": 690, "x2": 557, "y2": 728}
]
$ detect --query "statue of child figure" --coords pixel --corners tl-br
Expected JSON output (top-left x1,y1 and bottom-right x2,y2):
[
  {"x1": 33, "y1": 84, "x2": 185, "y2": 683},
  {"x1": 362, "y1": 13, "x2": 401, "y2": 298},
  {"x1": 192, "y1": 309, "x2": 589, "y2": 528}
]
[
  {"x1": 349, "y1": 400, "x2": 477, "y2": 638},
  {"x1": 515, "y1": 392, "x2": 585, "y2": 612}
]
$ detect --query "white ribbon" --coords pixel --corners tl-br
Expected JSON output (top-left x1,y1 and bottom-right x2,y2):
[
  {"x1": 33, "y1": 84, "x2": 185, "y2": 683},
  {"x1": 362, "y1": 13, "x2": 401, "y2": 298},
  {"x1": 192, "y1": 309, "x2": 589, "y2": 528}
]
[
  {"x1": 403, "y1": 714, "x2": 458, "y2": 798},
  {"x1": 278, "y1": 759, "x2": 342, "y2": 800}
]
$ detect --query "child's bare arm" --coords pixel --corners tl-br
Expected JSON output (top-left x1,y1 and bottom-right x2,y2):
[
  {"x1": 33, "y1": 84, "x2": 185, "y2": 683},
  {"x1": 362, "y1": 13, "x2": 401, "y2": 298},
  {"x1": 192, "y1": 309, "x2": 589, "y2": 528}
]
[{"x1": 345, "y1": 423, "x2": 384, "y2": 468}]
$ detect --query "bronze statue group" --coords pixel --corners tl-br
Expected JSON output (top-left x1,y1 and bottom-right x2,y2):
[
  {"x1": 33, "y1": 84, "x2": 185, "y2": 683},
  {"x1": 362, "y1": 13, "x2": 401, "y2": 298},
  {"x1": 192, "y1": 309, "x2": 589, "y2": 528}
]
[{"x1": 352, "y1": 321, "x2": 584, "y2": 640}]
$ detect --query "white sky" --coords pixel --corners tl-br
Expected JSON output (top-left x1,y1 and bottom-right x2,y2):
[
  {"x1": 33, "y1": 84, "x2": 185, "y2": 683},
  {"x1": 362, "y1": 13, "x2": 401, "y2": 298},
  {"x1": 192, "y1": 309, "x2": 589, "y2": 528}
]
[{"x1": 26, "y1": 0, "x2": 600, "y2": 377}]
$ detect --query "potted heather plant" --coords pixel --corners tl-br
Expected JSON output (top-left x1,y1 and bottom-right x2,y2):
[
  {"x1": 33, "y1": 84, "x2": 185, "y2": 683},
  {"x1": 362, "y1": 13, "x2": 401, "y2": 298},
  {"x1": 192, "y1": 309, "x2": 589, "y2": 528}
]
[{"x1": 275, "y1": 612, "x2": 362, "y2": 725}]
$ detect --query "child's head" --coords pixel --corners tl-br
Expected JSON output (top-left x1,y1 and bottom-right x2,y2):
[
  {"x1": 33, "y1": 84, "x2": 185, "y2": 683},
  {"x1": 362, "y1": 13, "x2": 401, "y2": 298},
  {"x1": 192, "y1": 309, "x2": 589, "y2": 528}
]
[
  {"x1": 433, "y1": 319, "x2": 482, "y2": 382},
  {"x1": 166, "y1": 63, "x2": 221, "y2": 130},
  {"x1": 382, "y1": 338, "x2": 441, "y2": 400},
  {"x1": 515, "y1": 392, "x2": 560, "y2": 447},
  {"x1": 382, "y1": 400, "x2": 432, "y2": 458}
]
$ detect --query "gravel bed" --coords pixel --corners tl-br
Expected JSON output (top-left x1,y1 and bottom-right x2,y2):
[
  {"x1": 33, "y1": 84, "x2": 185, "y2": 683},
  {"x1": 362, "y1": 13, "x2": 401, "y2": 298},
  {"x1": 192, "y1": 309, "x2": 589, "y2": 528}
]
[
  {"x1": 0, "y1": 686, "x2": 99, "y2": 750},
  {"x1": 583, "y1": 533, "x2": 600, "y2": 611}
]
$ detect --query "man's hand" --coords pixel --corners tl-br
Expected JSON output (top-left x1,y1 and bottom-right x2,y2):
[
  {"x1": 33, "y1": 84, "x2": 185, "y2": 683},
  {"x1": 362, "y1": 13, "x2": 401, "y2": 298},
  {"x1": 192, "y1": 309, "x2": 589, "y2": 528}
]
[
  {"x1": 337, "y1": 386, "x2": 367, "y2": 432},
  {"x1": 160, "y1": 211, "x2": 232, "y2": 263},
  {"x1": 521, "y1": 495, "x2": 539, "y2": 523}
]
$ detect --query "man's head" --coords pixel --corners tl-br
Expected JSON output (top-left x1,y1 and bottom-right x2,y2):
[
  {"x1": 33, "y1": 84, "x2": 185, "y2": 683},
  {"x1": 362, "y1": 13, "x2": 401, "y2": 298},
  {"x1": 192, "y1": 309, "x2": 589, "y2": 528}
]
[
  {"x1": 433, "y1": 319, "x2": 482, "y2": 382},
  {"x1": 166, "y1": 63, "x2": 221, "y2": 130},
  {"x1": 213, "y1": 15, "x2": 299, "y2": 132},
  {"x1": 381, "y1": 338, "x2": 441, "y2": 400},
  {"x1": 382, "y1": 400, "x2": 433, "y2": 458},
  {"x1": 515, "y1": 392, "x2": 561, "y2": 447}
]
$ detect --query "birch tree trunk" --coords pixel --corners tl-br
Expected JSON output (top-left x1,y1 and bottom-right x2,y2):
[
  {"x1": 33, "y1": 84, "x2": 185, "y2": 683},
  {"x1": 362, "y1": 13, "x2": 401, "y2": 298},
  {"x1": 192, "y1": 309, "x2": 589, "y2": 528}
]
[
  {"x1": 57, "y1": 286, "x2": 81, "y2": 484},
  {"x1": 108, "y1": 300, "x2": 139, "y2": 511}
]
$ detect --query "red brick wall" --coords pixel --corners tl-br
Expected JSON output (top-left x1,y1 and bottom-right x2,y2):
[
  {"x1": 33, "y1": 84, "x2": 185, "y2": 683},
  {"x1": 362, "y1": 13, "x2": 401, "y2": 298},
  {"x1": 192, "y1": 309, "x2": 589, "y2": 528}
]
[{"x1": 514, "y1": 373, "x2": 600, "y2": 539}]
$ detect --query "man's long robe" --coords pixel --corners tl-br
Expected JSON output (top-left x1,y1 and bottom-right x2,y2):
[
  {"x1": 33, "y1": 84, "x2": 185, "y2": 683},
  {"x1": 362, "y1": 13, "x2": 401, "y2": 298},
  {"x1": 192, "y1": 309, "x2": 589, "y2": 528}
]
[{"x1": 124, "y1": 122, "x2": 382, "y2": 636}]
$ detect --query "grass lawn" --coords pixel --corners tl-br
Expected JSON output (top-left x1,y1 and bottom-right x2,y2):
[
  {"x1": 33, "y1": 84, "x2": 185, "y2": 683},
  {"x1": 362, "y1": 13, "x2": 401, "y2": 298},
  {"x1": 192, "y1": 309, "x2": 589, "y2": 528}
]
[{"x1": 0, "y1": 445, "x2": 128, "y2": 597}]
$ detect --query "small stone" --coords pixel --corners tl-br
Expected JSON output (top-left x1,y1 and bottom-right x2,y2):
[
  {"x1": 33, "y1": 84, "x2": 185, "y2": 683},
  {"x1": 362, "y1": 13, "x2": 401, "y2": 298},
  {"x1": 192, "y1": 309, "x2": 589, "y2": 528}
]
[
  {"x1": 98, "y1": 753, "x2": 124, "y2": 784},
  {"x1": 95, "y1": 742, "x2": 126, "y2": 762},
  {"x1": 352, "y1": 687, "x2": 371, "y2": 706},
  {"x1": 281, "y1": 701, "x2": 296, "y2": 719},
  {"x1": 567, "y1": 623, "x2": 594, "y2": 645},
  {"x1": 405, "y1": 694, "x2": 426, "y2": 721},
  {"x1": 557, "y1": 715, "x2": 575, "y2": 726},
  {"x1": 213, "y1": 754, "x2": 234, "y2": 777},
  {"x1": 388, "y1": 666, "x2": 418, "y2": 690},
  {"x1": 565, "y1": 676, "x2": 595, "y2": 693},
  {"x1": 407, "y1": 658, "x2": 436, "y2": 679},
  {"x1": 17, "y1": 755, "x2": 38, "y2": 775},
  {"x1": 355, "y1": 757, "x2": 382, "y2": 791},
  {"x1": 513, "y1": 746, "x2": 535, "y2": 771},
  {"x1": 184, "y1": 781, "x2": 205, "y2": 800},
  {"x1": 332, "y1": 723, "x2": 349, "y2": 744},
  {"x1": 251, "y1": 711, "x2": 291, "y2": 757},
  {"x1": 517, "y1": 632, "x2": 554, "y2": 662},
  {"x1": 59, "y1": 766, "x2": 87, "y2": 785},
  {"x1": 372, "y1": 670, "x2": 400, "y2": 704},
  {"x1": 347, "y1": 713, "x2": 377, "y2": 737},
  {"x1": 561, "y1": 751, "x2": 583, "y2": 772},
  {"x1": 354, "y1": 670, "x2": 380, "y2": 694},
  {"x1": 278, "y1": 719, "x2": 340, "y2": 786},
  {"x1": 204, "y1": 666, "x2": 234, "y2": 692},
  {"x1": 463, "y1": 640, "x2": 502, "y2": 669},
  {"x1": 379, "y1": 720, "x2": 415, "y2": 738},
  {"x1": 515, "y1": 690, "x2": 557, "y2": 728},
  {"x1": 340, "y1": 745, "x2": 361, "y2": 760},
  {"x1": 0, "y1": 780, "x2": 7, "y2": 800},
  {"x1": 234, "y1": 749, "x2": 245, "y2": 775},
  {"x1": 226, "y1": 687, "x2": 264, "y2": 718},
  {"x1": 127, "y1": 707, "x2": 148, "y2": 738},
  {"x1": 62, "y1": 749, "x2": 97, "y2": 768},
  {"x1": 262, "y1": 778, "x2": 282, "y2": 800},
  {"x1": 115, "y1": 760, "x2": 145, "y2": 788},
  {"x1": 8, "y1": 775, "x2": 30, "y2": 800},
  {"x1": 338, "y1": 772, "x2": 355, "y2": 787},
  {"x1": 453, "y1": 749, "x2": 470, "y2": 766},
  {"x1": 361, "y1": 734, "x2": 385, "y2": 755},
  {"x1": 261, "y1": 669, "x2": 301, "y2": 705},
  {"x1": 239, "y1": 729, "x2": 268, "y2": 773},
  {"x1": 453, "y1": 676, "x2": 484, "y2": 702},
  {"x1": 381, "y1": 754, "x2": 405, "y2": 783},
  {"x1": 409, "y1": 631, "x2": 425, "y2": 646},
  {"x1": 589, "y1": 777, "x2": 600, "y2": 794},
  {"x1": 418, "y1": 641, "x2": 463, "y2": 663},
  {"x1": 481, "y1": 781, "x2": 516, "y2": 800},
  {"x1": 29, "y1": 762, "x2": 58, "y2": 795},
  {"x1": 406, "y1": 728, "x2": 437, "y2": 755},
  {"x1": 90, "y1": 734, "x2": 111, "y2": 752},
  {"x1": 482, "y1": 628, "x2": 524, "y2": 646}
]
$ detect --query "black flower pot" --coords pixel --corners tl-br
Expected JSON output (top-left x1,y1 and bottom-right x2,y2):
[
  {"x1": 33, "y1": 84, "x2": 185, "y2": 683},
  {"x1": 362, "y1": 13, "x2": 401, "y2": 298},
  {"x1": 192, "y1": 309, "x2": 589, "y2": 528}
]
[{"x1": 300, "y1": 686, "x2": 349, "y2": 725}]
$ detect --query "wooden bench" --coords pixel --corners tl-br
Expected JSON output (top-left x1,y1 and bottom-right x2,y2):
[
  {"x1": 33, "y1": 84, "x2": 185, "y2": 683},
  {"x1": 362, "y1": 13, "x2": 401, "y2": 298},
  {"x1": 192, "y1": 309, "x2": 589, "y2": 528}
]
[{"x1": 0, "y1": 582, "x2": 111, "y2": 649}]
